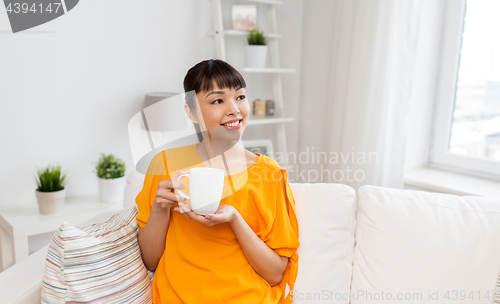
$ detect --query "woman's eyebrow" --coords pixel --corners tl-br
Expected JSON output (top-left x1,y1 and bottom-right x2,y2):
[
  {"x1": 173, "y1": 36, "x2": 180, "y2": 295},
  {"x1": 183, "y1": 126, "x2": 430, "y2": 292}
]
[
  {"x1": 205, "y1": 87, "x2": 245, "y2": 98},
  {"x1": 206, "y1": 91, "x2": 224, "y2": 98}
]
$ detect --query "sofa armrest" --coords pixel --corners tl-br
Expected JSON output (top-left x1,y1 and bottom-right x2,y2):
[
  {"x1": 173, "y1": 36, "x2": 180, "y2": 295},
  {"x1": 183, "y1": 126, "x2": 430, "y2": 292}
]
[
  {"x1": 0, "y1": 204, "x2": 126, "y2": 304},
  {"x1": 0, "y1": 243, "x2": 49, "y2": 304}
]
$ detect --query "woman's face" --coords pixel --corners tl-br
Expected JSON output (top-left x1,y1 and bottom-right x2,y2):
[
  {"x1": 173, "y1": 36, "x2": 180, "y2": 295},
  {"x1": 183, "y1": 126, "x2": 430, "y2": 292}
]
[{"x1": 185, "y1": 83, "x2": 250, "y2": 141}]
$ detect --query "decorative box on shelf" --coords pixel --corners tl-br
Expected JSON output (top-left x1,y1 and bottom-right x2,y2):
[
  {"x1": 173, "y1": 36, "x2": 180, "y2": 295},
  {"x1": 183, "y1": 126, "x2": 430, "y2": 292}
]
[{"x1": 247, "y1": 106, "x2": 294, "y2": 126}]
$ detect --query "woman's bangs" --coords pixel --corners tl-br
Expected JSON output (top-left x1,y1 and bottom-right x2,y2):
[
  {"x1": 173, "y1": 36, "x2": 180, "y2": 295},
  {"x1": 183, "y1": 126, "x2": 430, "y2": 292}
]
[{"x1": 199, "y1": 65, "x2": 246, "y2": 93}]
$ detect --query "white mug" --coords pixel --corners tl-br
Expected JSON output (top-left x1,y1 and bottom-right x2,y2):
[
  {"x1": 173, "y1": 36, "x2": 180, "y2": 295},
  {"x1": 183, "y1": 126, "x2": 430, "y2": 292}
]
[{"x1": 176, "y1": 168, "x2": 225, "y2": 215}]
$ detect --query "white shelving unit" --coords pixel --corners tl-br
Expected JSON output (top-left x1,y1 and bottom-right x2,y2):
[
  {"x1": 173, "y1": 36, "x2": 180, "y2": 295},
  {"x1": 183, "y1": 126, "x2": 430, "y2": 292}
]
[{"x1": 209, "y1": 0, "x2": 294, "y2": 169}]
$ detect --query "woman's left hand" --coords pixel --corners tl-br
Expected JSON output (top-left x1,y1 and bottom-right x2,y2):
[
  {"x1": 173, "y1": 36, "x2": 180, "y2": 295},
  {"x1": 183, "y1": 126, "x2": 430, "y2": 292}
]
[{"x1": 174, "y1": 203, "x2": 238, "y2": 226}]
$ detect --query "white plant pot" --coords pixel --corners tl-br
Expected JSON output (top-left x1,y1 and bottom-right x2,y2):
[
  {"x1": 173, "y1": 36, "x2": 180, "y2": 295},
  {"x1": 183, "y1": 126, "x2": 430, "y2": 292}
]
[
  {"x1": 246, "y1": 45, "x2": 268, "y2": 68},
  {"x1": 35, "y1": 189, "x2": 66, "y2": 214},
  {"x1": 98, "y1": 176, "x2": 126, "y2": 203}
]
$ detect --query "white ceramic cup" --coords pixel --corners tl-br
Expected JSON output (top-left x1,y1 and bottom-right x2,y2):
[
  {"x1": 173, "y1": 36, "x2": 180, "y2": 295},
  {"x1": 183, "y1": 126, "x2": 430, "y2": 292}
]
[{"x1": 176, "y1": 168, "x2": 225, "y2": 215}]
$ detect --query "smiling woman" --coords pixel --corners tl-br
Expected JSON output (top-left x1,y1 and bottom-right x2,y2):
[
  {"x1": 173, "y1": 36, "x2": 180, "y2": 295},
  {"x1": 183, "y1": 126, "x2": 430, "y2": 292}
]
[{"x1": 135, "y1": 59, "x2": 300, "y2": 304}]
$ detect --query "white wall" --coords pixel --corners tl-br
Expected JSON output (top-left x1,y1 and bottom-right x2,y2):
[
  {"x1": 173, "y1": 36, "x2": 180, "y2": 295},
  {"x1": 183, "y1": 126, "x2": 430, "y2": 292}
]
[
  {"x1": 1, "y1": 0, "x2": 212, "y2": 206},
  {"x1": 298, "y1": 0, "x2": 337, "y2": 168},
  {"x1": 0, "y1": 0, "x2": 304, "y2": 255}
]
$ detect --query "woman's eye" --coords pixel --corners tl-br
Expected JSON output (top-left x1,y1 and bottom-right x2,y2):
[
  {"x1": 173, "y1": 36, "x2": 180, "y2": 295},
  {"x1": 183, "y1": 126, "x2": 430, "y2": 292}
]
[{"x1": 212, "y1": 96, "x2": 245, "y2": 104}]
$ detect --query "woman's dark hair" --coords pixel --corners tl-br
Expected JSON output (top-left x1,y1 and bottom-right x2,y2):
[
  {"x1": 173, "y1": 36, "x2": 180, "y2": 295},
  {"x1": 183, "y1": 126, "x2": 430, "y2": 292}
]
[{"x1": 183, "y1": 59, "x2": 246, "y2": 142}]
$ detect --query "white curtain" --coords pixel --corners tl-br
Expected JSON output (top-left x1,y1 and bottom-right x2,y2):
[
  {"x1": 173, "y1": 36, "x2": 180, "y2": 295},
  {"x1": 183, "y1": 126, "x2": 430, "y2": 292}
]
[{"x1": 298, "y1": 0, "x2": 423, "y2": 191}]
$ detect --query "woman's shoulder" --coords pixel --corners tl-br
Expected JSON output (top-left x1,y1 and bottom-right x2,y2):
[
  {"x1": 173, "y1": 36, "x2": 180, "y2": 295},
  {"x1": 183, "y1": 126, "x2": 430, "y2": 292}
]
[
  {"x1": 149, "y1": 144, "x2": 195, "y2": 161},
  {"x1": 162, "y1": 144, "x2": 196, "y2": 158},
  {"x1": 257, "y1": 154, "x2": 284, "y2": 171},
  {"x1": 247, "y1": 153, "x2": 286, "y2": 184},
  {"x1": 146, "y1": 144, "x2": 198, "y2": 176}
]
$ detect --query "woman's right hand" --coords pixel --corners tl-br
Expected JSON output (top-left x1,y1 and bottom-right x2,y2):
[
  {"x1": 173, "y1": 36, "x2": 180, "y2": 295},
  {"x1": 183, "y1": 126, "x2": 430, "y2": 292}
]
[{"x1": 154, "y1": 170, "x2": 188, "y2": 210}]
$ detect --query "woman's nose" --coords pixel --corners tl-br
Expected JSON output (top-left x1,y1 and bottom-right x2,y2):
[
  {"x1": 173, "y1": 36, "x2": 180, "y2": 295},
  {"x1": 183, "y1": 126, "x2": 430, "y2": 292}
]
[{"x1": 225, "y1": 99, "x2": 240, "y2": 115}]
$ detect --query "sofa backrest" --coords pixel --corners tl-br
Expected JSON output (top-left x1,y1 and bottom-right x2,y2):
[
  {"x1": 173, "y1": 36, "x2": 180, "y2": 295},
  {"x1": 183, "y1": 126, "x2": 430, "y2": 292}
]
[
  {"x1": 351, "y1": 185, "x2": 500, "y2": 304},
  {"x1": 291, "y1": 183, "x2": 357, "y2": 304}
]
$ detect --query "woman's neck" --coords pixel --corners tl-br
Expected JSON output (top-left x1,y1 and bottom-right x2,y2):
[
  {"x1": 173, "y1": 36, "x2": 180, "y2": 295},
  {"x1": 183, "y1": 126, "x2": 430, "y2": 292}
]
[{"x1": 196, "y1": 138, "x2": 250, "y2": 174}]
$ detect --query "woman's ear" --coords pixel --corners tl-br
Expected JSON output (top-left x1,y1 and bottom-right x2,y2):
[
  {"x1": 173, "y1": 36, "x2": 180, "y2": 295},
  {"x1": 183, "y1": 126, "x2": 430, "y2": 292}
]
[{"x1": 184, "y1": 103, "x2": 199, "y2": 124}]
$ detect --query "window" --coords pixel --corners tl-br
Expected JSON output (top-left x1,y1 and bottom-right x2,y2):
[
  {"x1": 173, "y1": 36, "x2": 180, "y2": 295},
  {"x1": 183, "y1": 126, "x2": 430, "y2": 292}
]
[{"x1": 430, "y1": 0, "x2": 500, "y2": 181}]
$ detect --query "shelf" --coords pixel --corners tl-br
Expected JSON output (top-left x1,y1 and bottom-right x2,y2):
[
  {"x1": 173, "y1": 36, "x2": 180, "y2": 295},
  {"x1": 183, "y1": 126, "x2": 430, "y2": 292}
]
[
  {"x1": 221, "y1": 0, "x2": 283, "y2": 5},
  {"x1": 210, "y1": 0, "x2": 292, "y2": 166},
  {"x1": 206, "y1": 30, "x2": 281, "y2": 39},
  {"x1": 247, "y1": 115, "x2": 294, "y2": 126},
  {"x1": 236, "y1": 67, "x2": 296, "y2": 73}
]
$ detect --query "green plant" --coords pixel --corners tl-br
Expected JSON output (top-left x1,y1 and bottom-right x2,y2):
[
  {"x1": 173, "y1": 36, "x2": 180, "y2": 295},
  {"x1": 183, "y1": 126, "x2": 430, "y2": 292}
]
[
  {"x1": 93, "y1": 153, "x2": 126, "y2": 179},
  {"x1": 247, "y1": 30, "x2": 267, "y2": 45},
  {"x1": 34, "y1": 164, "x2": 68, "y2": 192}
]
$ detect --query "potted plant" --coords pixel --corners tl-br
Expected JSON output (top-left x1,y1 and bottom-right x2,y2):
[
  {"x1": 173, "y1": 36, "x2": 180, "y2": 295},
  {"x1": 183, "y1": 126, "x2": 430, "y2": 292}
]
[
  {"x1": 93, "y1": 153, "x2": 126, "y2": 203},
  {"x1": 34, "y1": 164, "x2": 68, "y2": 214},
  {"x1": 246, "y1": 29, "x2": 268, "y2": 68}
]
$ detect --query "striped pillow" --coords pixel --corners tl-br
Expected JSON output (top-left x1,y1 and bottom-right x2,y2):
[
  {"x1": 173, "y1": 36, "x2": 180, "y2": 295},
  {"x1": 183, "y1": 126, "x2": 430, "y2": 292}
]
[
  {"x1": 495, "y1": 274, "x2": 500, "y2": 304},
  {"x1": 41, "y1": 206, "x2": 154, "y2": 304}
]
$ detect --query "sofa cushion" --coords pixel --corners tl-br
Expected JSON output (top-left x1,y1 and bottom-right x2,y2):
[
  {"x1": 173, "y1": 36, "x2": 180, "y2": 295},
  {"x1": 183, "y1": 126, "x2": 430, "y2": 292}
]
[
  {"x1": 290, "y1": 183, "x2": 356, "y2": 304},
  {"x1": 41, "y1": 206, "x2": 153, "y2": 304},
  {"x1": 351, "y1": 185, "x2": 500, "y2": 304}
]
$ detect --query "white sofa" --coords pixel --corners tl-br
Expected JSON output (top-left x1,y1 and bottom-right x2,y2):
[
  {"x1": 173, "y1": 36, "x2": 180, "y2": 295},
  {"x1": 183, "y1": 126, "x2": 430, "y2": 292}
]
[{"x1": 1, "y1": 172, "x2": 499, "y2": 304}]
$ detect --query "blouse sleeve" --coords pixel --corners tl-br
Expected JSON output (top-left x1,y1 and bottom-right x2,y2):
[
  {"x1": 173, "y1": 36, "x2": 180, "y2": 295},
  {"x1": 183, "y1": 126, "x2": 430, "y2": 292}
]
[
  {"x1": 260, "y1": 168, "x2": 300, "y2": 304},
  {"x1": 262, "y1": 169, "x2": 300, "y2": 257},
  {"x1": 135, "y1": 151, "x2": 171, "y2": 228}
]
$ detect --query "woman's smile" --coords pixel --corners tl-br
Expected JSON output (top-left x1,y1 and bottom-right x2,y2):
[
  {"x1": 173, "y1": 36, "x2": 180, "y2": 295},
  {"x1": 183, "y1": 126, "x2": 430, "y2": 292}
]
[{"x1": 221, "y1": 118, "x2": 242, "y2": 130}]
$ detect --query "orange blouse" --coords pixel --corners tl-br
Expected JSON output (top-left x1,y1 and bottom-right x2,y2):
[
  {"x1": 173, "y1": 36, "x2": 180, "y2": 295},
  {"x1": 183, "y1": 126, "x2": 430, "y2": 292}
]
[{"x1": 135, "y1": 143, "x2": 300, "y2": 304}]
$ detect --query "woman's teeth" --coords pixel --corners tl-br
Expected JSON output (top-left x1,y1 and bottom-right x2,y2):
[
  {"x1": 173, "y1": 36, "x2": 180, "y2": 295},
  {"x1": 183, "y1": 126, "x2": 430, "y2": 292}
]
[{"x1": 223, "y1": 121, "x2": 240, "y2": 127}]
